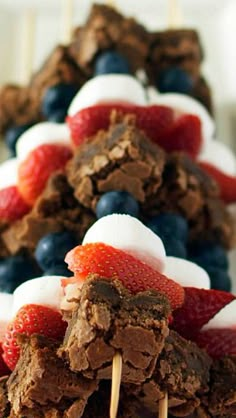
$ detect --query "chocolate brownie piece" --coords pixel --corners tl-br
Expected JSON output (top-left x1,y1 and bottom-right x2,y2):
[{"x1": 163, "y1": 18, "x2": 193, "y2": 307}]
[
  {"x1": 66, "y1": 112, "x2": 166, "y2": 211},
  {"x1": 7, "y1": 335, "x2": 97, "y2": 418},
  {"x1": 207, "y1": 356, "x2": 236, "y2": 417},
  {"x1": 2, "y1": 172, "x2": 96, "y2": 255},
  {"x1": 0, "y1": 377, "x2": 10, "y2": 418},
  {"x1": 129, "y1": 330, "x2": 211, "y2": 417},
  {"x1": 58, "y1": 276, "x2": 170, "y2": 383},
  {"x1": 151, "y1": 153, "x2": 234, "y2": 248},
  {"x1": 0, "y1": 46, "x2": 87, "y2": 135},
  {"x1": 70, "y1": 4, "x2": 150, "y2": 74},
  {"x1": 0, "y1": 221, "x2": 10, "y2": 258}
]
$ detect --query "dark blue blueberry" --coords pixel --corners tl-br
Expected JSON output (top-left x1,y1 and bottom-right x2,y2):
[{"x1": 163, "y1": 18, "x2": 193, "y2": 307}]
[
  {"x1": 162, "y1": 236, "x2": 187, "y2": 258},
  {"x1": 146, "y1": 213, "x2": 188, "y2": 243},
  {"x1": 42, "y1": 83, "x2": 78, "y2": 119},
  {"x1": 94, "y1": 51, "x2": 130, "y2": 76},
  {"x1": 188, "y1": 242, "x2": 229, "y2": 271},
  {"x1": 96, "y1": 191, "x2": 139, "y2": 219},
  {"x1": 35, "y1": 231, "x2": 78, "y2": 271},
  {"x1": 157, "y1": 67, "x2": 194, "y2": 94},
  {"x1": 5, "y1": 123, "x2": 33, "y2": 156},
  {"x1": 0, "y1": 255, "x2": 40, "y2": 293},
  {"x1": 47, "y1": 108, "x2": 67, "y2": 123},
  {"x1": 206, "y1": 267, "x2": 232, "y2": 292},
  {"x1": 44, "y1": 263, "x2": 73, "y2": 277}
]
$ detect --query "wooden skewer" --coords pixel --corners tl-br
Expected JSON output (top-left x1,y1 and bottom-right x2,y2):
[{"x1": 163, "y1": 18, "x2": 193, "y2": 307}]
[
  {"x1": 61, "y1": 0, "x2": 74, "y2": 45},
  {"x1": 19, "y1": 10, "x2": 36, "y2": 85},
  {"x1": 110, "y1": 352, "x2": 122, "y2": 418},
  {"x1": 168, "y1": 0, "x2": 184, "y2": 29},
  {"x1": 159, "y1": 392, "x2": 168, "y2": 418}
]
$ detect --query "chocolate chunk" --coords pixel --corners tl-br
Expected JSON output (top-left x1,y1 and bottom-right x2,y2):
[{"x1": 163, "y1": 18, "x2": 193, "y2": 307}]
[
  {"x1": 128, "y1": 330, "x2": 211, "y2": 417},
  {"x1": 58, "y1": 276, "x2": 170, "y2": 383},
  {"x1": 7, "y1": 335, "x2": 97, "y2": 418},
  {"x1": 2, "y1": 172, "x2": 96, "y2": 254}
]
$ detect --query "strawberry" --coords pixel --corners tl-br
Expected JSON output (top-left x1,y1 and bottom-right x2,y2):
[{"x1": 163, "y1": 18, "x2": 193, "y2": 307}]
[
  {"x1": 64, "y1": 242, "x2": 184, "y2": 310},
  {"x1": 171, "y1": 287, "x2": 235, "y2": 340},
  {"x1": 2, "y1": 304, "x2": 67, "y2": 370},
  {"x1": 0, "y1": 186, "x2": 30, "y2": 222},
  {"x1": 67, "y1": 104, "x2": 174, "y2": 147},
  {"x1": 0, "y1": 343, "x2": 10, "y2": 376},
  {"x1": 199, "y1": 162, "x2": 236, "y2": 203},
  {"x1": 195, "y1": 328, "x2": 236, "y2": 358},
  {"x1": 157, "y1": 114, "x2": 202, "y2": 159},
  {"x1": 18, "y1": 144, "x2": 72, "y2": 206}
]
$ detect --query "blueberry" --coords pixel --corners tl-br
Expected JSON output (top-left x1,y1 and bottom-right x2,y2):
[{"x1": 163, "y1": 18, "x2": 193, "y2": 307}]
[
  {"x1": 0, "y1": 255, "x2": 40, "y2": 293},
  {"x1": 146, "y1": 213, "x2": 188, "y2": 243},
  {"x1": 5, "y1": 123, "x2": 33, "y2": 156},
  {"x1": 157, "y1": 67, "x2": 194, "y2": 94},
  {"x1": 44, "y1": 263, "x2": 73, "y2": 277},
  {"x1": 94, "y1": 51, "x2": 130, "y2": 76},
  {"x1": 42, "y1": 83, "x2": 78, "y2": 119},
  {"x1": 206, "y1": 267, "x2": 232, "y2": 292},
  {"x1": 47, "y1": 108, "x2": 67, "y2": 123},
  {"x1": 35, "y1": 231, "x2": 78, "y2": 271},
  {"x1": 162, "y1": 236, "x2": 187, "y2": 258},
  {"x1": 96, "y1": 191, "x2": 139, "y2": 219},
  {"x1": 188, "y1": 242, "x2": 229, "y2": 271}
]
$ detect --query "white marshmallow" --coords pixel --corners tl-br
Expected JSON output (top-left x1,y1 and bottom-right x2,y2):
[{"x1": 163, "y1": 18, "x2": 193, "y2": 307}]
[
  {"x1": 16, "y1": 122, "x2": 70, "y2": 162},
  {"x1": 202, "y1": 299, "x2": 236, "y2": 330},
  {"x1": 68, "y1": 74, "x2": 147, "y2": 116},
  {"x1": 0, "y1": 158, "x2": 18, "y2": 190},
  {"x1": 12, "y1": 276, "x2": 64, "y2": 316},
  {"x1": 82, "y1": 214, "x2": 166, "y2": 273},
  {"x1": 163, "y1": 257, "x2": 210, "y2": 289},
  {"x1": 198, "y1": 139, "x2": 236, "y2": 176},
  {"x1": 0, "y1": 293, "x2": 13, "y2": 340},
  {"x1": 147, "y1": 89, "x2": 215, "y2": 150}
]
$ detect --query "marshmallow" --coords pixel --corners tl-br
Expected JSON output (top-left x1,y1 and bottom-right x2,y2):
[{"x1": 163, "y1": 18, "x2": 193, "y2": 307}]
[
  {"x1": 198, "y1": 140, "x2": 236, "y2": 176},
  {"x1": 202, "y1": 299, "x2": 236, "y2": 330},
  {"x1": 0, "y1": 158, "x2": 18, "y2": 190},
  {"x1": 83, "y1": 214, "x2": 166, "y2": 272},
  {"x1": 0, "y1": 293, "x2": 13, "y2": 339},
  {"x1": 12, "y1": 276, "x2": 64, "y2": 316},
  {"x1": 163, "y1": 257, "x2": 210, "y2": 289},
  {"x1": 68, "y1": 74, "x2": 147, "y2": 116},
  {"x1": 147, "y1": 89, "x2": 215, "y2": 149},
  {"x1": 16, "y1": 122, "x2": 70, "y2": 162}
]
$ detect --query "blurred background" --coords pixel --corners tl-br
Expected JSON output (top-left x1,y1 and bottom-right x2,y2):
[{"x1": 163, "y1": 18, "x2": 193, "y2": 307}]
[{"x1": 0, "y1": 0, "x2": 235, "y2": 288}]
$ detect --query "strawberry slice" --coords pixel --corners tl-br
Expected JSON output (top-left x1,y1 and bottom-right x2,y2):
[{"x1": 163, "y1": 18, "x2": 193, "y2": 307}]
[
  {"x1": 195, "y1": 328, "x2": 236, "y2": 358},
  {"x1": 171, "y1": 287, "x2": 235, "y2": 340},
  {"x1": 199, "y1": 162, "x2": 236, "y2": 203},
  {"x1": 64, "y1": 242, "x2": 184, "y2": 310},
  {"x1": 67, "y1": 104, "x2": 174, "y2": 147},
  {"x1": 0, "y1": 343, "x2": 10, "y2": 377},
  {"x1": 0, "y1": 186, "x2": 30, "y2": 222},
  {"x1": 157, "y1": 114, "x2": 202, "y2": 159},
  {"x1": 18, "y1": 144, "x2": 72, "y2": 206},
  {"x1": 68, "y1": 104, "x2": 202, "y2": 158},
  {"x1": 2, "y1": 304, "x2": 67, "y2": 370}
]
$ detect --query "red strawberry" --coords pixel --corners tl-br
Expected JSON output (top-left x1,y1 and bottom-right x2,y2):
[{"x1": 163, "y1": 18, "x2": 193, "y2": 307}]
[
  {"x1": 195, "y1": 328, "x2": 236, "y2": 358},
  {"x1": 0, "y1": 186, "x2": 30, "y2": 222},
  {"x1": 64, "y1": 242, "x2": 184, "y2": 310},
  {"x1": 157, "y1": 114, "x2": 202, "y2": 159},
  {"x1": 171, "y1": 287, "x2": 235, "y2": 340},
  {"x1": 2, "y1": 304, "x2": 67, "y2": 370},
  {"x1": 0, "y1": 343, "x2": 10, "y2": 376},
  {"x1": 199, "y1": 162, "x2": 236, "y2": 203},
  {"x1": 18, "y1": 144, "x2": 72, "y2": 205},
  {"x1": 67, "y1": 104, "x2": 174, "y2": 147}
]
